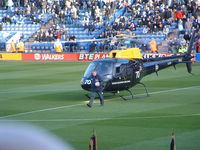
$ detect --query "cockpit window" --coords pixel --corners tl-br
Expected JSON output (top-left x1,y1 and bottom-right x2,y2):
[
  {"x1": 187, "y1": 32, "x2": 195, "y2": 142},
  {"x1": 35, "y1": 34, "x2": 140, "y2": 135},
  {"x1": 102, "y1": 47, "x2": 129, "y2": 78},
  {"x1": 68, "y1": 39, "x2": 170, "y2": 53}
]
[{"x1": 84, "y1": 61, "x2": 113, "y2": 78}]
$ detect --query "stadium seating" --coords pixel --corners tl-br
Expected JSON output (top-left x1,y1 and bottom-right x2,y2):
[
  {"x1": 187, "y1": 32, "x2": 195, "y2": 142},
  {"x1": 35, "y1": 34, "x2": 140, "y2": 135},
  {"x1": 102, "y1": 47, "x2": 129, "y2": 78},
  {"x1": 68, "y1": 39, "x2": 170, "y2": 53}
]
[
  {"x1": 0, "y1": 0, "x2": 199, "y2": 53},
  {"x1": 2, "y1": 23, "x2": 40, "y2": 42}
]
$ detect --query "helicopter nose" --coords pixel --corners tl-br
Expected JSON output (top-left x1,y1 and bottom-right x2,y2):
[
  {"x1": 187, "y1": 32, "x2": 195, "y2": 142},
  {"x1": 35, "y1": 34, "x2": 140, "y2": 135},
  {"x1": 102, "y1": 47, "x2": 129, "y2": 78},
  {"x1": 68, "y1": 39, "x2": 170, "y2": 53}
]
[{"x1": 80, "y1": 78, "x2": 91, "y2": 91}]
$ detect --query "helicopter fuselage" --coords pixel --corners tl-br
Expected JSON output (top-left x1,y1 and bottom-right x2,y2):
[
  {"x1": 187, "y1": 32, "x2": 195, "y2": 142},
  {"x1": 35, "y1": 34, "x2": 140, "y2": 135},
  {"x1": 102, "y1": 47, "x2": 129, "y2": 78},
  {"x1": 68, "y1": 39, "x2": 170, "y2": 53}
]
[{"x1": 81, "y1": 55, "x2": 185, "y2": 93}]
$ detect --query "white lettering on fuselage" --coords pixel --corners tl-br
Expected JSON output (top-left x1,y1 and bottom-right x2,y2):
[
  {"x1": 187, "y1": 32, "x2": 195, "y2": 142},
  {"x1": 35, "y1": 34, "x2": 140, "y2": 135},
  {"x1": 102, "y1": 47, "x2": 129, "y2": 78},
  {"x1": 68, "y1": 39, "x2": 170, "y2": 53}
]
[
  {"x1": 155, "y1": 64, "x2": 159, "y2": 71},
  {"x1": 111, "y1": 80, "x2": 131, "y2": 85},
  {"x1": 167, "y1": 62, "x2": 172, "y2": 65},
  {"x1": 135, "y1": 71, "x2": 140, "y2": 79},
  {"x1": 84, "y1": 80, "x2": 91, "y2": 84}
]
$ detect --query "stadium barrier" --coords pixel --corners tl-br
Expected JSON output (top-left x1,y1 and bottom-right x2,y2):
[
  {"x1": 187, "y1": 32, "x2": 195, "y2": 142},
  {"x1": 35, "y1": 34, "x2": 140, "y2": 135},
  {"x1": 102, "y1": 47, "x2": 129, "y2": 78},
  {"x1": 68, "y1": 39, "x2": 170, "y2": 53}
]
[
  {"x1": 22, "y1": 53, "x2": 109, "y2": 61},
  {"x1": 0, "y1": 53, "x2": 198, "y2": 61},
  {"x1": 22, "y1": 53, "x2": 78, "y2": 61}
]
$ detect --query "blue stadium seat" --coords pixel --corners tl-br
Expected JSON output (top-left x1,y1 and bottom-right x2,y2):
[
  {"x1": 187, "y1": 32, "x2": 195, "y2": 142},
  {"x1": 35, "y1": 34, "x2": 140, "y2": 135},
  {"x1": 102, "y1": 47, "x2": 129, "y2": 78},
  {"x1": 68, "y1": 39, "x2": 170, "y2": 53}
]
[{"x1": 32, "y1": 45, "x2": 36, "y2": 50}]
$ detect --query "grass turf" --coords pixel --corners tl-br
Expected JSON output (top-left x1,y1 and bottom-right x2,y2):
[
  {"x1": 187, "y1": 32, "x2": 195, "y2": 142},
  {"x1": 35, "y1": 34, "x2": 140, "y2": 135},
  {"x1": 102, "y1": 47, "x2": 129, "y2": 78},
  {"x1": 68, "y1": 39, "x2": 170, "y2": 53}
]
[{"x1": 0, "y1": 61, "x2": 200, "y2": 150}]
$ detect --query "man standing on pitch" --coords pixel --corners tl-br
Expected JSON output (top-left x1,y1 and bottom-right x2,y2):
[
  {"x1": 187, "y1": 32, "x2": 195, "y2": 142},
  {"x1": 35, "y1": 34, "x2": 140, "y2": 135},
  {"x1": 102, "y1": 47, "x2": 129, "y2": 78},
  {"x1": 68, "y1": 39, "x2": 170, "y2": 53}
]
[{"x1": 87, "y1": 71, "x2": 104, "y2": 107}]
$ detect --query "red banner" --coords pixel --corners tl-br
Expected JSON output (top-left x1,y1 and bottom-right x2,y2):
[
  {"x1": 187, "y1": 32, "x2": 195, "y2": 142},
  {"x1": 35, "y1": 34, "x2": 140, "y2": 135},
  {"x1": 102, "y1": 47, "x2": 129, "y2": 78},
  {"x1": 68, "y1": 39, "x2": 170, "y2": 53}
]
[
  {"x1": 22, "y1": 53, "x2": 195, "y2": 61},
  {"x1": 22, "y1": 53, "x2": 79, "y2": 61},
  {"x1": 22, "y1": 53, "x2": 110, "y2": 61}
]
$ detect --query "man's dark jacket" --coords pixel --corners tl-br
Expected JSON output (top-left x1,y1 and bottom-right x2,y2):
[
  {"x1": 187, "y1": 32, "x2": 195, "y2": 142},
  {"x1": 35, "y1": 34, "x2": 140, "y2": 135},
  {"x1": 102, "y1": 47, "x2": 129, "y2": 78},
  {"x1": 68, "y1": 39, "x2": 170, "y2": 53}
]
[{"x1": 90, "y1": 74, "x2": 103, "y2": 92}]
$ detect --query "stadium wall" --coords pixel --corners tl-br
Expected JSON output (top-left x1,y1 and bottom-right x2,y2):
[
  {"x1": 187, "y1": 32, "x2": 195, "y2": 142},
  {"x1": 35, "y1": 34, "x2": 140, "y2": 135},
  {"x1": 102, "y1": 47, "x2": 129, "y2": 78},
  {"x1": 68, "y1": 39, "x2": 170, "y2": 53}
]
[
  {"x1": 0, "y1": 53, "x2": 22, "y2": 60},
  {"x1": 0, "y1": 53, "x2": 198, "y2": 61}
]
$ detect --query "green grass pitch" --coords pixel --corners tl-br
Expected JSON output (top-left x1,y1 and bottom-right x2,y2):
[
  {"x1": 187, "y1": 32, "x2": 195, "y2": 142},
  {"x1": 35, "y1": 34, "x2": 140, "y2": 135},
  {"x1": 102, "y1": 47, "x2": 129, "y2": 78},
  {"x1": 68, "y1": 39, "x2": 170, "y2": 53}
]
[{"x1": 0, "y1": 61, "x2": 200, "y2": 150}]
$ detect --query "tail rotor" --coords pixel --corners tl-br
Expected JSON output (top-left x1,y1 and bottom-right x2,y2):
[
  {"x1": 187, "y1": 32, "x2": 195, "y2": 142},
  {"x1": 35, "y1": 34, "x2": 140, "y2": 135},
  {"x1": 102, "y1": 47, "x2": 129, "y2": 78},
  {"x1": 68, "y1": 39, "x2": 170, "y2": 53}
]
[{"x1": 185, "y1": 29, "x2": 198, "y2": 73}]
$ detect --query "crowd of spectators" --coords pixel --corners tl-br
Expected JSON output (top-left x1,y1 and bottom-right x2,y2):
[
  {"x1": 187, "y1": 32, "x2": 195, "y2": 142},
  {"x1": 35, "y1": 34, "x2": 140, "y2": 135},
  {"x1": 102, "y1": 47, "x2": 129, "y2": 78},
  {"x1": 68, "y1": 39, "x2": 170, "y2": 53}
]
[
  {"x1": 95, "y1": 0, "x2": 199, "y2": 53},
  {"x1": 100, "y1": 0, "x2": 199, "y2": 39},
  {"x1": 33, "y1": 24, "x2": 78, "y2": 42},
  {"x1": 0, "y1": 0, "x2": 120, "y2": 42},
  {"x1": 1, "y1": 0, "x2": 199, "y2": 35},
  {"x1": 111, "y1": 0, "x2": 200, "y2": 35},
  {"x1": 32, "y1": 0, "x2": 121, "y2": 42},
  {"x1": 34, "y1": 25, "x2": 65, "y2": 42},
  {"x1": 1, "y1": 0, "x2": 50, "y2": 24}
]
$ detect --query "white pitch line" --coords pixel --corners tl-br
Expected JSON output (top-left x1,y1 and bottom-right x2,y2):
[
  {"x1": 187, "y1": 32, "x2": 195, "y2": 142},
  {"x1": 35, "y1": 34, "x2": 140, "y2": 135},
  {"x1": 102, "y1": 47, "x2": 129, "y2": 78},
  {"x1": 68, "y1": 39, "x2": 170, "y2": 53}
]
[
  {"x1": 148, "y1": 86, "x2": 200, "y2": 95},
  {"x1": 0, "y1": 104, "x2": 83, "y2": 119},
  {"x1": 0, "y1": 88, "x2": 81, "y2": 94},
  {"x1": 0, "y1": 85, "x2": 199, "y2": 119},
  {"x1": 0, "y1": 118, "x2": 108, "y2": 122},
  {"x1": 1, "y1": 113, "x2": 200, "y2": 122}
]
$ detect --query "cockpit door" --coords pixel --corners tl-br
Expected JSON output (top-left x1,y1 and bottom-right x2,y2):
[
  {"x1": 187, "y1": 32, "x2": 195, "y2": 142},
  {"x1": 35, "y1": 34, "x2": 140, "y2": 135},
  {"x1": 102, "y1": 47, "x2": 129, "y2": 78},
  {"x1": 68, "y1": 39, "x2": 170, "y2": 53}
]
[{"x1": 112, "y1": 63, "x2": 131, "y2": 90}]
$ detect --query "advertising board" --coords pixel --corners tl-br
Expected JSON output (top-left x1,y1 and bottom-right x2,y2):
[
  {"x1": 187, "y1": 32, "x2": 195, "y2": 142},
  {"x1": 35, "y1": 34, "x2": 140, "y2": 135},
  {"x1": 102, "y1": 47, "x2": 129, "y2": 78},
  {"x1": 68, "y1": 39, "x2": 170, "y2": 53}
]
[
  {"x1": 0, "y1": 53, "x2": 22, "y2": 60},
  {"x1": 0, "y1": 53, "x2": 196, "y2": 61},
  {"x1": 22, "y1": 53, "x2": 110, "y2": 61},
  {"x1": 22, "y1": 53, "x2": 78, "y2": 61}
]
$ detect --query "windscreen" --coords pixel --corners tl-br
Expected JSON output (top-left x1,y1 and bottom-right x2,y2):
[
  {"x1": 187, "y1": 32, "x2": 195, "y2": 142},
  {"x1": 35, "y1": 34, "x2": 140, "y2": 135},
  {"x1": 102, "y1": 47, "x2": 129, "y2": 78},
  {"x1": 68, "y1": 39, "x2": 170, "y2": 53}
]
[{"x1": 84, "y1": 61, "x2": 113, "y2": 78}]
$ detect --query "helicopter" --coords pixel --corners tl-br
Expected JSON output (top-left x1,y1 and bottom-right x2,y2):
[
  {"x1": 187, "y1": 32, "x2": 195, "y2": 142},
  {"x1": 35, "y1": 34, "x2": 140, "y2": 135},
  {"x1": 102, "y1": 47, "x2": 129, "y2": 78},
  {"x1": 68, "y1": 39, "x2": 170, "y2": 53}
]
[{"x1": 80, "y1": 30, "x2": 197, "y2": 100}]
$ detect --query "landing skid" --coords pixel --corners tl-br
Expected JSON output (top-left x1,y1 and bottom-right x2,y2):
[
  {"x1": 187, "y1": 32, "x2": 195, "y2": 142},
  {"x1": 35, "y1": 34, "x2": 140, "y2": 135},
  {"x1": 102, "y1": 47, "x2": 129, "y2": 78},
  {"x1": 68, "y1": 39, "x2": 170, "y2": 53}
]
[
  {"x1": 84, "y1": 83, "x2": 149, "y2": 100},
  {"x1": 119, "y1": 82, "x2": 150, "y2": 100}
]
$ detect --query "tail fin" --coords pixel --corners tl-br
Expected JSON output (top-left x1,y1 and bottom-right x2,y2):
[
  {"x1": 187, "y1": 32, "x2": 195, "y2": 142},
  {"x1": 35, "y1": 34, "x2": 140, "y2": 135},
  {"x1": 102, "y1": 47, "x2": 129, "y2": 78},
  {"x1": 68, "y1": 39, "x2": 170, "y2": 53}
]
[
  {"x1": 186, "y1": 29, "x2": 198, "y2": 54},
  {"x1": 186, "y1": 63, "x2": 192, "y2": 73},
  {"x1": 185, "y1": 29, "x2": 198, "y2": 73}
]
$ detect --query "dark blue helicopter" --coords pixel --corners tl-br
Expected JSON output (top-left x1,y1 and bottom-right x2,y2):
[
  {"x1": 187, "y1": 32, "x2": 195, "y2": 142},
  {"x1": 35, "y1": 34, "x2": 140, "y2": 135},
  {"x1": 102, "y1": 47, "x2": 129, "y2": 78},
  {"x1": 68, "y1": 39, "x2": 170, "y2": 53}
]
[{"x1": 81, "y1": 30, "x2": 197, "y2": 100}]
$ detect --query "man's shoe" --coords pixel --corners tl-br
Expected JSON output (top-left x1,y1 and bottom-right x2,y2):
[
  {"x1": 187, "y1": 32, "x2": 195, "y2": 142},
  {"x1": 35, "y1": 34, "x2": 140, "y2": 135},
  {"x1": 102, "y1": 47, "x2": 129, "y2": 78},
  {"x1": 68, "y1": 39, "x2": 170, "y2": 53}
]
[{"x1": 87, "y1": 103, "x2": 91, "y2": 108}]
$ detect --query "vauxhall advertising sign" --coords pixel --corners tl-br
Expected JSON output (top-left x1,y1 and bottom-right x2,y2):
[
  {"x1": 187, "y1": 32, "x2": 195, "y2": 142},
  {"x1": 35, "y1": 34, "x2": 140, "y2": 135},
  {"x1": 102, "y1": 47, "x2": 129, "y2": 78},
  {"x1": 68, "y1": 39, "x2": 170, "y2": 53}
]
[{"x1": 0, "y1": 53, "x2": 196, "y2": 61}]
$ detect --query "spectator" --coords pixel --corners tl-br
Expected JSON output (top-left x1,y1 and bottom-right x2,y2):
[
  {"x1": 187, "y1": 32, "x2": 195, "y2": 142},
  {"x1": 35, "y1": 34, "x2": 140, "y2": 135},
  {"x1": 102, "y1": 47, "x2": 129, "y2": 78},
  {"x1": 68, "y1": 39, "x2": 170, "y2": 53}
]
[
  {"x1": 14, "y1": 7, "x2": 22, "y2": 16},
  {"x1": 168, "y1": 37, "x2": 179, "y2": 53},
  {"x1": 162, "y1": 8, "x2": 172, "y2": 20},
  {"x1": 183, "y1": 32, "x2": 190, "y2": 43},
  {"x1": 125, "y1": 21, "x2": 134, "y2": 35},
  {"x1": 195, "y1": 6, "x2": 200, "y2": 18},
  {"x1": 56, "y1": 30, "x2": 61, "y2": 40},
  {"x1": 195, "y1": 39, "x2": 200, "y2": 53},
  {"x1": 184, "y1": 18, "x2": 193, "y2": 32},
  {"x1": 174, "y1": 10, "x2": 185, "y2": 20},
  {"x1": 54, "y1": 39, "x2": 63, "y2": 53},
  {"x1": 180, "y1": 37, "x2": 187, "y2": 47},
  {"x1": 0, "y1": 0, "x2": 6, "y2": 8},
  {"x1": 142, "y1": 25, "x2": 149, "y2": 34},
  {"x1": 140, "y1": 43, "x2": 148, "y2": 52},
  {"x1": 7, "y1": 0, "x2": 14, "y2": 10},
  {"x1": 41, "y1": 0, "x2": 47, "y2": 14},
  {"x1": 178, "y1": 43, "x2": 187, "y2": 53},
  {"x1": 192, "y1": 17, "x2": 199, "y2": 29},
  {"x1": 16, "y1": 39, "x2": 25, "y2": 53},
  {"x1": 2, "y1": 15, "x2": 12, "y2": 24},
  {"x1": 152, "y1": 25, "x2": 159, "y2": 33},
  {"x1": 9, "y1": 40, "x2": 16, "y2": 53},
  {"x1": 150, "y1": 39, "x2": 158, "y2": 53},
  {"x1": 88, "y1": 22, "x2": 95, "y2": 35},
  {"x1": 178, "y1": 19, "x2": 184, "y2": 34},
  {"x1": 163, "y1": 25, "x2": 169, "y2": 36},
  {"x1": 69, "y1": 35, "x2": 77, "y2": 52}
]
